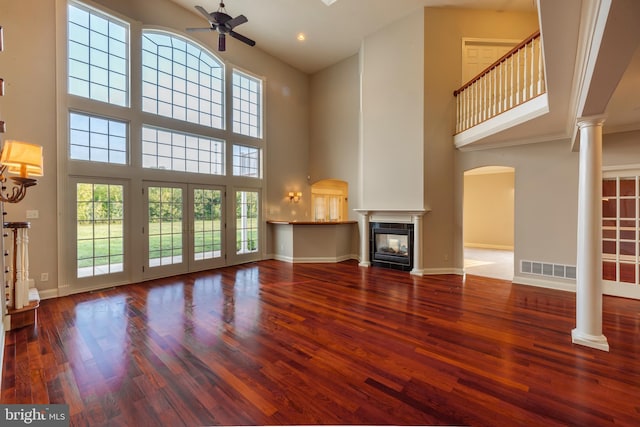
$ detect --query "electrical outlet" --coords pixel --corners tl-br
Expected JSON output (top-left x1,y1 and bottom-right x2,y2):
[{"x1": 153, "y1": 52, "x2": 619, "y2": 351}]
[
  {"x1": 40, "y1": 273, "x2": 49, "y2": 282},
  {"x1": 26, "y1": 210, "x2": 39, "y2": 219}
]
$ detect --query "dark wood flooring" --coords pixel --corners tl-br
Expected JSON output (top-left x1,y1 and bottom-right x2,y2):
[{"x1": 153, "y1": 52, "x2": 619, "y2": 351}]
[{"x1": 2, "y1": 260, "x2": 639, "y2": 426}]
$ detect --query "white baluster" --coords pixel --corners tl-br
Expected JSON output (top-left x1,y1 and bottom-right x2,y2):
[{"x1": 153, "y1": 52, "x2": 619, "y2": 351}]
[
  {"x1": 498, "y1": 62, "x2": 503, "y2": 112},
  {"x1": 455, "y1": 92, "x2": 460, "y2": 133},
  {"x1": 16, "y1": 229, "x2": 23, "y2": 308},
  {"x1": 537, "y1": 38, "x2": 545, "y2": 95},
  {"x1": 7, "y1": 222, "x2": 31, "y2": 311},
  {"x1": 474, "y1": 82, "x2": 479, "y2": 126},
  {"x1": 21, "y1": 228, "x2": 29, "y2": 308},
  {"x1": 530, "y1": 40, "x2": 535, "y2": 98},
  {"x1": 464, "y1": 88, "x2": 470, "y2": 131},
  {"x1": 14, "y1": 228, "x2": 23, "y2": 310},
  {"x1": 516, "y1": 48, "x2": 521, "y2": 104},
  {"x1": 509, "y1": 55, "x2": 514, "y2": 109}
]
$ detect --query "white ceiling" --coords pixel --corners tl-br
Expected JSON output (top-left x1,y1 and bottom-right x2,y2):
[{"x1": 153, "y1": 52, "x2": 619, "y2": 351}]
[
  {"x1": 168, "y1": 0, "x2": 640, "y2": 135},
  {"x1": 170, "y1": 0, "x2": 537, "y2": 74}
]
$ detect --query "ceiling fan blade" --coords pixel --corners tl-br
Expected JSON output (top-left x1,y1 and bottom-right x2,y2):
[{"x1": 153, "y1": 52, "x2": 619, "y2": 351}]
[
  {"x1": 218, "y1": 33, "x2": 226, "y2": 51},
  {"x1": 195, "y1": 6, "x2": 213, "y2": 22},
  {"x1": 229, "y1": 31, "x2": 255, "y2": 47},
  {"x1": 186, "y1": 27, "x2": 213, "y2": 32},
  {"x1": 226, "y1": 15, "x2": 248, "y2": 29}
]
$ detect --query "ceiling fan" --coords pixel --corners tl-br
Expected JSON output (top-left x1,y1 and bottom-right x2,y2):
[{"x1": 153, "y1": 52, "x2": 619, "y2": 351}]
[{"x1": 186, "y1": 2, "x2": 256, "y2": 52}]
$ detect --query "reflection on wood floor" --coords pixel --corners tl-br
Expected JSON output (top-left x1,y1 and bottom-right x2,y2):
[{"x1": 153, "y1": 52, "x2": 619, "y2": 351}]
[{"x1": 2, "y1": 260, "x2": 639, "y2": 426}]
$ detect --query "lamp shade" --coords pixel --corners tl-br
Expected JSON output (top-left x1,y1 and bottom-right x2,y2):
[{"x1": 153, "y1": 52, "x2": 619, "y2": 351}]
[{"x1": 0, "y1": 140, "x2": 44, "y2": 177}]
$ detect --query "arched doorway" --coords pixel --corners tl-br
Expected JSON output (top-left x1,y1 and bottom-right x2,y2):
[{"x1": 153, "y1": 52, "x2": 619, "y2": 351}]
[{"x1": 463, "y1": 166, "x2": 515, "y2": 280}]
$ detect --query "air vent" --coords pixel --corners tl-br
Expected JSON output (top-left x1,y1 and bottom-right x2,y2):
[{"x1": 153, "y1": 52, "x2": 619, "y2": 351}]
[{"x1": 521, "y1": 260, "x2": 576, "y2": 280}]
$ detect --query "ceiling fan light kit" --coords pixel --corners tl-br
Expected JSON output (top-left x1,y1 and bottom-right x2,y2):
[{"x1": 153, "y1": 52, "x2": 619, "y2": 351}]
[{"x1": 186, "y1": 2, "x2": 255, "y2": 52}]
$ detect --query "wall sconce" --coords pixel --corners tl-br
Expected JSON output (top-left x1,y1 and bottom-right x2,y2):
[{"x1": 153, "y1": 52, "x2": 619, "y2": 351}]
[
  {"x1": 288, "y1": 191, "x2": 302, "y2": 203},
  {"x1": 0, "y1": 140, "x2": 44, "y2": 203}
]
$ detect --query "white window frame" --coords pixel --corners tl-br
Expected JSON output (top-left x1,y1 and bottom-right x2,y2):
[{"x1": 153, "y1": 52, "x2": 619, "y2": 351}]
[
  {"x1": 67, "y1": 0, "x2": 130, "y2": 106},
  {"x1": 232, "y1": 69, "x2": 263, "y2": 138},
  {"x1": 69, "y1": 110, "x2": 128, "y2": 164},
  {"x1": 141, "y1": 30, "x2": 225, "y2": 129},
  {"x1": 59, "y1": 1, "x2": 266, "y2": 293}
]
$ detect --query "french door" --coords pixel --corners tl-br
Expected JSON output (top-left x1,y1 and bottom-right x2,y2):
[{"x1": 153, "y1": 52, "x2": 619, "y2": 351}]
[
  {"x1": 229, "y1": 189, "x2": 261, "y2": 265},
  {"x1": 143, "y1": 182, "x2": 226, "y2": 279}
]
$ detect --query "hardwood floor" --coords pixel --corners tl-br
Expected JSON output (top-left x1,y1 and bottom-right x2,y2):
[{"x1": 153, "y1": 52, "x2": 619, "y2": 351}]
[{"x1": 2, "y1": 260, "x2": 639, "y2": 426}]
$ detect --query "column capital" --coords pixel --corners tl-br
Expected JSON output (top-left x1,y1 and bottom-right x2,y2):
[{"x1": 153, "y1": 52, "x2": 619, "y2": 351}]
[{"x1": 577, "y1": 114, "x2": 607, "y2": 129}]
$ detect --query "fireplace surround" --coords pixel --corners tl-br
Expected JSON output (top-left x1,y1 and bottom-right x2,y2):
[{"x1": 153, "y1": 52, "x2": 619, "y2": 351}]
[
  {"x1": 355, "y1": 209, "x2": 427, "y2": 276},
  {"x1": 370, "y1": 222, "x2": 414, "y2": 271}
]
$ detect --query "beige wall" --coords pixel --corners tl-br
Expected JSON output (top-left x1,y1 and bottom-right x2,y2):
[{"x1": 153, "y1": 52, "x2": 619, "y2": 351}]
[
  {"x1": 309, "y1": 54, "x2": 360, "y2": 220},
  {"x1": 603, "y1": 129, "x2": 640, "y2": 166},
  {"x1": 424, "y1": 8, "x2": 539, "y2": 272},
  {"x1": 457, "y1": 140, "x2": 580, "y2": 277},
  {"x1": 463, "y1": 170, "x2": 514, "y2": 249},
  {"x1": 360, "y1": 12, "x2": 424, "y2": 210},
  {"x1": 310, "y1": 7, "x2": 540, "y2": 273},
  {"x1": 0, "y1": 0, "x2": 310, "y2": 293},
  {"x1": 0, "y1": 0, "x2": 58, "y2": 294}
]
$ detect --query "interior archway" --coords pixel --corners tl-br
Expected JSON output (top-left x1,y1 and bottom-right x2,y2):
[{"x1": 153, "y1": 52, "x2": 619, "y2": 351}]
[{"x1": 463, "y1": 166, "x2": 515, "y2": 280}]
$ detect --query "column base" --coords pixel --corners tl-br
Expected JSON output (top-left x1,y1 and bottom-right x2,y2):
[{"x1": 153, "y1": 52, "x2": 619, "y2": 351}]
[
  {"x1": 359, "y1": 261, "x2": 371, "y2": 268},
  {"x1": 571, "y1": 328, "x2": 610, "y2": 352},
  {"x1": 410, "y1": 268, "x2": 424, "y2": 276}
]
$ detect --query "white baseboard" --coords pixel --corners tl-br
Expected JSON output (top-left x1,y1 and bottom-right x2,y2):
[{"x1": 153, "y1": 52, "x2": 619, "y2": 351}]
[
  {"x1": 270, "y1": 253, "x2": 293, "y2": 263},
  {"x1": 38, "y1": 288, "x2": 59, "y2": 300},
  {"x1": 464, "y1": 243, "x2": 514, "y2": 251},
  {"x1": 271, "y1": 254, "x2": 358, "y2": 264},
  {"x1": 423, "y1": 267, "x2": 464, "y2": 275},
  {"x1": 603, "y1": 282, "x2": 640, "y2": 299},
  {"x1": 512, "y1": 274, "x2": 576, "y2": 292}
]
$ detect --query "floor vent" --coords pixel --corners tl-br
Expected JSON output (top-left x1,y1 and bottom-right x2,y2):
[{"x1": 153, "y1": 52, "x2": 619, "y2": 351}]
[{"x1": 521, "y1": 260, "x2": 576, "y2": 280}]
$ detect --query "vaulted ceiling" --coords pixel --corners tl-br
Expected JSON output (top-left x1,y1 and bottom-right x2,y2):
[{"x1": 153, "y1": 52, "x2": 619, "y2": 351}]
[
  {"x1": 169, "y1": 0, "x2": 537, "y2": 74},
  {"x1": 168, "y1": 0, "x2": 640, "y2": 136}
]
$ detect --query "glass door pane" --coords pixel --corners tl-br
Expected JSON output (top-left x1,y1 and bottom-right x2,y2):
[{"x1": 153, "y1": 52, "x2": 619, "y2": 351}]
[
  {"x1": 75, "y1": 181, "x2": 125, "y2": 279},
  {"x1": 229, "y1": 189, "x2": 261, "y2": 264},
  {"x1": 191, "y1": 186, "x2": 225, "y2": 271},
  {"x1": 145, "y1": 184, "x2": 187, "y2": 278},
  {"x1": 236, "y1": 190, "x2": 259, "y2": 254}
]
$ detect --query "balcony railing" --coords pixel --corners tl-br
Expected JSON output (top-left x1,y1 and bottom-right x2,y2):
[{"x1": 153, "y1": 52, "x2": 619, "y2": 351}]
[{"x1": 453, "y1": 31, "x2": 546, "y2": 134}]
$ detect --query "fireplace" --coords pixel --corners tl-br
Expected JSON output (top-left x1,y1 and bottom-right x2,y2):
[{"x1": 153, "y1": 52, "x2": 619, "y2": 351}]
[{"x1": 370, "y1": 222, "x2": 414, "y2": 271}]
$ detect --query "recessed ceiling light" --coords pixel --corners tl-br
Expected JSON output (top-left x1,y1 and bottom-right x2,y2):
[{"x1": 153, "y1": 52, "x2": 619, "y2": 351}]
[
  {"x1": 321, "y1": 0, "x2": 338, "y2": 6},
  {"x1": 297, "y1": 33, "x2": 306, "y2": 42}
]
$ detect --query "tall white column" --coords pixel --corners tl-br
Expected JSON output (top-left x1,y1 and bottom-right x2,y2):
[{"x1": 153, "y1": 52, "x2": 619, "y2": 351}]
[
  {"x1": 359, "y1": 211, "x2": 371, "y2": 267},
  {"x1": 411, "y1": 214, "x2": 424, "y2": 276},
  {"x1": 572, "y1": 116, "x2": 609, "y2": 351}
]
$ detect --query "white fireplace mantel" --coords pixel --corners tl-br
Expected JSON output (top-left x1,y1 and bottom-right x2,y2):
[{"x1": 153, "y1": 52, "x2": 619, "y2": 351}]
[{"x1": 354, "y1": 208, "x2": 429, "y2": 276}]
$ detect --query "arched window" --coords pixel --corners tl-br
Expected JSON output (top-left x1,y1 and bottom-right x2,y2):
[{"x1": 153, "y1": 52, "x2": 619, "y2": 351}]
[{"x1": 142, "y1": 31, "x2": 225, "y2": 128}]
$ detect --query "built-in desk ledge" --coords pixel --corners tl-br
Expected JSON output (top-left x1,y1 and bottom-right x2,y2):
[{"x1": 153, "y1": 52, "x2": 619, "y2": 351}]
[
  {"x1": 267, "y1": 220, "x2": 357, "y2": 225},
  {"x1": 268, "y1": 220, "x2": 358, "y2": 263}
]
